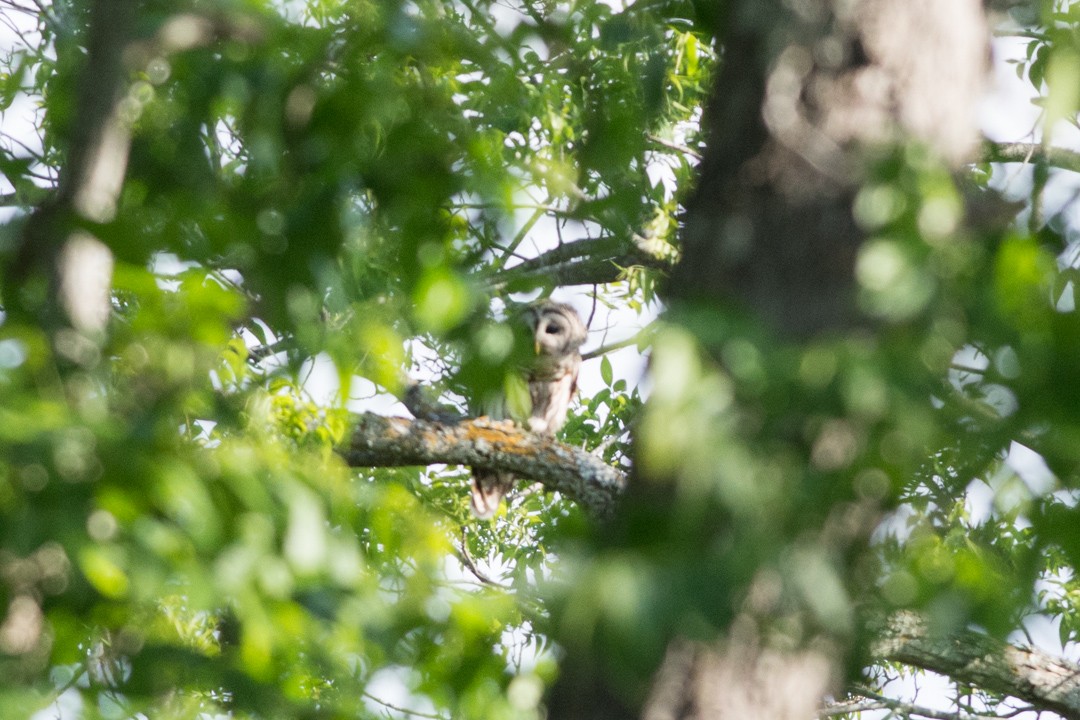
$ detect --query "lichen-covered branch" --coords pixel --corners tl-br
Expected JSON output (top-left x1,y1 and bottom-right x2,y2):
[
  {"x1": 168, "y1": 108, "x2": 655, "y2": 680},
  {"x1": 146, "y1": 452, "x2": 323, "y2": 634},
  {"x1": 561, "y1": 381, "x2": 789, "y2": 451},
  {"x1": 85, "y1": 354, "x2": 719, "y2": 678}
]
[
  {"x1": 344, "y1": 413, "x2": 628, "y2": 518},
  {"x1": 983, "y1": 141, "x2": 1080, "y2": 174},
  {"x1": 874, "y1": 611, "x2": 1080, "y2": 720}
]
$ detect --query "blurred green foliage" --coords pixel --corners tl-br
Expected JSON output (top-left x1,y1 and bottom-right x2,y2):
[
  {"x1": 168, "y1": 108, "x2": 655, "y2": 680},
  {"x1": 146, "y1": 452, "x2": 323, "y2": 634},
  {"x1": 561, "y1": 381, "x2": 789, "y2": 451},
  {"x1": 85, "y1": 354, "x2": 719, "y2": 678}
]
[
  {"x1": 546, "y1": 3, "x2": 1080, "y2": 715},
  {"x1": 3, "y1": 0, "x2": 1080, "y2": 718},
  {"x1": 0, "y1": 0, "x2": 703, "y2": 716}
]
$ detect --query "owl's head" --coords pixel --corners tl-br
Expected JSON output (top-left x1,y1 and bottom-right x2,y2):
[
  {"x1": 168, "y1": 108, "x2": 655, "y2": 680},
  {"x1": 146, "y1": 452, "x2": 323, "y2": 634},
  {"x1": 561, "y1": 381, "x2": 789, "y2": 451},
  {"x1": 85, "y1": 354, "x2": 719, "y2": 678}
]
[{"x1": 528, "y1": 301, "x2": 588, "y2": 357}]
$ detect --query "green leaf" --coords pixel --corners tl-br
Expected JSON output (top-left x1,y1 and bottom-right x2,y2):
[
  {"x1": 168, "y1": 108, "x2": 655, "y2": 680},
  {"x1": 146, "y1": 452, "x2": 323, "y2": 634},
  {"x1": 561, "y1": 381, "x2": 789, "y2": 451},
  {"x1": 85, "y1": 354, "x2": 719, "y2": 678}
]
[{"x1": 600, "y1": 354, "x2": 614, "y2": 386}]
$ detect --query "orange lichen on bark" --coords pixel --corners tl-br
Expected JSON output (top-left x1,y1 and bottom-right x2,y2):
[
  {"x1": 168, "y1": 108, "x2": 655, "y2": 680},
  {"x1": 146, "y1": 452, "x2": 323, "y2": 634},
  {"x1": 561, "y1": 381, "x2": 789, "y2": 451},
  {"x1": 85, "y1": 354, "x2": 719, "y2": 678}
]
[
  {"x1": 344, "y1": 412, "x2": 626, "y2": 517},
  {"x1": 461, "y1": 424, "x2": 534, "y2": 455}
]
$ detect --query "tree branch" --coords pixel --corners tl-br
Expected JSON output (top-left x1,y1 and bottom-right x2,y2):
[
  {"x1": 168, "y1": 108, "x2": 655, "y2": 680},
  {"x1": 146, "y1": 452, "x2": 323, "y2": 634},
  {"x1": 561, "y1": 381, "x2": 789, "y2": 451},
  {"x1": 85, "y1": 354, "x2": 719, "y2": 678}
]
[
  {"x1": 581, "y1": 334, "x2": 646, "y2": 361},
  {"x1": 361, "y1": 691, "x2": 448, "y2": 720},
  {"x1": 343, "y1": 413, "x2": 628, "y2": 519},
  {"x1": 875, "y1": 611, "x2": 1080, "y2": 720},
  {"x1": 983, "y1": 142, "x2": 1080, "y2": 174},
  {"x1": 832, "y1": 686, "x2": 1031, "y2": 720},
  {"x1": 646, "y1": 133, "x2": 704, "y2": 161},
  {"x1": 490, "y1": 234, "x2": 676, "y2": 291}
]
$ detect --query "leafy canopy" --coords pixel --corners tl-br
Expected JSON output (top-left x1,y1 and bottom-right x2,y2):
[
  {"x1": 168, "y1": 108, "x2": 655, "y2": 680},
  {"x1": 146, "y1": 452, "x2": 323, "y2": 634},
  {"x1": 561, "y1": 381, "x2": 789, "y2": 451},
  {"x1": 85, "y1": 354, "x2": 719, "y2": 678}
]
[
  {"x1": 0, "y1": 0, "x2": 706, "y2": 717},
  {"x1": 5, "y1": 0, "x2": 1080, "y2": 719}
]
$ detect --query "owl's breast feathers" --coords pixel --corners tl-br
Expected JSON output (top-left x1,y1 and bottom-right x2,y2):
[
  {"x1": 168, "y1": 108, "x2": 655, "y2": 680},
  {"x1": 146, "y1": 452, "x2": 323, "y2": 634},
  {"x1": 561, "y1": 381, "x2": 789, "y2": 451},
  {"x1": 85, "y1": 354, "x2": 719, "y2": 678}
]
[{"x1": 527, "y1": 360, "x2": 581, "y2": 436}]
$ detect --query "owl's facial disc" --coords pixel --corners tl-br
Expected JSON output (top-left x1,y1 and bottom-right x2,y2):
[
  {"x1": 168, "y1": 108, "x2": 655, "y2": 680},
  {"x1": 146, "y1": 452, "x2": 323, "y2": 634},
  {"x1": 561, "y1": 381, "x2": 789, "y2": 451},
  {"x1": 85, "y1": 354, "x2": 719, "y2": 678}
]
[{"x1": 536, "y1": 319, "x2": 564, "y2": 354}]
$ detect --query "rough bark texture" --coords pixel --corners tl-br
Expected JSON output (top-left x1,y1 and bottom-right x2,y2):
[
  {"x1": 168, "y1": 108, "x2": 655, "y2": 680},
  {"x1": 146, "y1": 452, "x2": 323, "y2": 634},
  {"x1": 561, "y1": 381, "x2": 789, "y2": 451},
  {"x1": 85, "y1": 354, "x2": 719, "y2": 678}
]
[
  {"x1": 876, "y1": 612, "x2": 1080, "y2": 720},
  {"x1": 344, "y1": 413, "x2": 628, "y2": 518}
]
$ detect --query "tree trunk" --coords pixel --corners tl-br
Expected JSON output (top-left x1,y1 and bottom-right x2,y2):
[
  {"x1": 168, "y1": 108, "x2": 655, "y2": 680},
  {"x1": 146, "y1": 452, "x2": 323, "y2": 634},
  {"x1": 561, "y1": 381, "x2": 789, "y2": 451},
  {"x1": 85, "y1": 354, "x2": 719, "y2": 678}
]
[
  {"x1": 548, "y1": 1, "x2": 991, "y2": 718},
  {"x1": 674, "y1": 0, "x2": 987, "y2": 336},
  {"x1": 9, "y1": 0, "x2": 136, "y2": 352}
]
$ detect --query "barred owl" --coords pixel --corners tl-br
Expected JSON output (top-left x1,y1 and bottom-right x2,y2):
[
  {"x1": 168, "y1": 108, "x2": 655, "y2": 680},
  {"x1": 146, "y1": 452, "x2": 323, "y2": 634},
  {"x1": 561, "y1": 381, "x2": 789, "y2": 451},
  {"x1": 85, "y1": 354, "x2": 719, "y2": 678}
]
[{"x1": 470, "y1": 301, "x2": 588, "y2": 519}]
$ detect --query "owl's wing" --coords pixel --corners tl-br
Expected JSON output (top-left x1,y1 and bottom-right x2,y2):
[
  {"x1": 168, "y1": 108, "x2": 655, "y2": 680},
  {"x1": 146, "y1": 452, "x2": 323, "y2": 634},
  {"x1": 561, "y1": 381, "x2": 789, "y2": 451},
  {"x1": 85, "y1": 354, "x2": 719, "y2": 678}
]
[{"x1": 470, "y1": 468, "x2": 514, "y2": 519}]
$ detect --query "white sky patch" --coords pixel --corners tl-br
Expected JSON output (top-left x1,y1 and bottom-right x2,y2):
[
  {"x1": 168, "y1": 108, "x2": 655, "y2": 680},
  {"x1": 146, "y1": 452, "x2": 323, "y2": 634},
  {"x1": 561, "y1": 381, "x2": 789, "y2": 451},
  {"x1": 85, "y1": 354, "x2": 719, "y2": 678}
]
[
  {"x1": 1006, "y1": 441, "x2": 1057, "y2": 495},
  {"x1": 877, "y1": 668, "x2": 956, "y2": 720},
  {"x1": 1018, "y1": 609, "x2": 1067, "y2": 658},
  {"x1": 30, "y1": 686, "x2": 83, "y2": 720},
  {"x1": 950, "y1": 443, "x2": 1054, "y2": 530},
  {"x1": 964, "y1": 478, "x2": 995, "y2": 527},
  {"x1": 343, "y1": 373, "x2": 410, "y2": 415},
  {"x1": 981, "y1": 35, "x2": 1043, "y2": 143},
  {"x1": 985, "y1": 32, "x2": 1080, "y2": 239},
  {"x1": 297, "y1": 353, "x2": 410, "y2": 415},
  {"x1": 0, "y1": 8, "x2": 50, "y2": 224}
]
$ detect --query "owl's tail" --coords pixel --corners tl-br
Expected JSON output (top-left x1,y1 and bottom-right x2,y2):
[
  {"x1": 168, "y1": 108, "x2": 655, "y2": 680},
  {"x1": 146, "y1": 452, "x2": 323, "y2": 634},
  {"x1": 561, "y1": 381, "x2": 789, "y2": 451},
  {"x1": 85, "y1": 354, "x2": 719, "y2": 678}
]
[{"x1": 470, "y1": 468, "x2": 514, "y2": 519}]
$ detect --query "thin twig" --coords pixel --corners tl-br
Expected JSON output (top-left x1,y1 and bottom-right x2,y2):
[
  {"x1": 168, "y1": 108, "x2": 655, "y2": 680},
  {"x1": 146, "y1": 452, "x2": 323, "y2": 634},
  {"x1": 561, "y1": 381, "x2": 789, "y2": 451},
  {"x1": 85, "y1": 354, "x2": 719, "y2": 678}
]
[
  {"x1": 361, "y1": 691, "x2": 448, "y2": 720},
  {"x1": 581, "y1": 333, "x2": 646, "y2": 361},
  {"x1": 949, "y1": 362, "x2": 987, "y2": 376},
  {"x1": 457, "y1": 526, "x2": 510, "y2": 589},
  {"x1": 833, "y1": 687, "x2": 1029, "y2": 720},
  {"x1": 454, "y1": 201, "x2": 570, "y2": 215},
  {"x1": 586, "y1": 289, "x2": 598, "y2": 331},
  {"x1": 646, "y1": 132, "x2": 703, "y2": 161},
  {"x1": 494, "y1": 204, "x2": 546, "y2": 272}
]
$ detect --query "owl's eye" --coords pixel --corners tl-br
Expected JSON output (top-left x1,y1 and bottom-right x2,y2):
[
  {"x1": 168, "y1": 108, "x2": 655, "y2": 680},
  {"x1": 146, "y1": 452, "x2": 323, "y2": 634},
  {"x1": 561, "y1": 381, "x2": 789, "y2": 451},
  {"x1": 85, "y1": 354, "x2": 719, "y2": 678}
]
[{"x1": 545, "y1": 324, "x2": 562, "y2": 334}]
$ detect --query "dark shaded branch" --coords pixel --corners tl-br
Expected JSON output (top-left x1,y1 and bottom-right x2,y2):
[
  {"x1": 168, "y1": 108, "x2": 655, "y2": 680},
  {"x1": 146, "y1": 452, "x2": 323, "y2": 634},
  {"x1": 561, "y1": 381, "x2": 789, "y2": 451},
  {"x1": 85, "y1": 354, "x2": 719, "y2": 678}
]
[
  {"x1": 506, "y1": 235, "x2": 627, "y2": 273},
  {"x1": 56, "y1": 0, "x2": 133, "y2": 219},
  {"x1": 875, "y1": 611, "x2": 1080, "y2": 720},
  {"x1": 491, "y1": 234, "x2": 676, "y2": 290},
  {"x1": 344, "y1": 413, "x2": 627, "y2": 518}
]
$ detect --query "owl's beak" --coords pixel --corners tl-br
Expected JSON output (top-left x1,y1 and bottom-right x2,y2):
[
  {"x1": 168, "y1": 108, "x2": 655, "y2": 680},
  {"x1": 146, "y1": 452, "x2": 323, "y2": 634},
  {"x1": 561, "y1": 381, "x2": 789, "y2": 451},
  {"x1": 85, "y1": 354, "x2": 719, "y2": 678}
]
[{"x1": 534, "y1": 340, "x2": 541, "y2": 355}]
